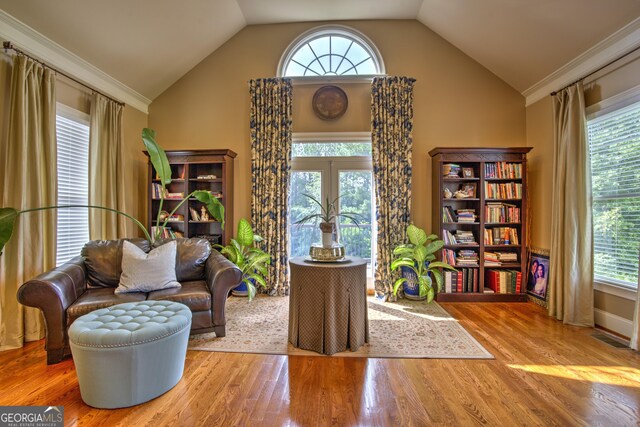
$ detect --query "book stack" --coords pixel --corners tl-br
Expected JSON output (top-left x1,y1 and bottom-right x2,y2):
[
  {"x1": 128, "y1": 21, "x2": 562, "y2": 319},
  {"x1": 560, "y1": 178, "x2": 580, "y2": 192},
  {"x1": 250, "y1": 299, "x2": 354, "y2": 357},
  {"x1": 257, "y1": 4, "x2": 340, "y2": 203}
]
[
  {"x1": 162, "y1": 213, "x2": 184, "y2": 223},
  {"x1": 484, "y1": 227, "x2": 519, "y2": 245},
  {"x1": 484, "y1": 162, "x2": 522, "y2": 179},
  {"x1": 485, "y1": 203, "x2": 520, "y2": 223},
  {"x1": 496, "y1": 252, "x2": 518, "y2": 263},
  {"x1": 484, "y1": 251, "x2": 501, "y2": 266},
  {"x1": 456, "y1": 249, "x2": 479, "y2": 266},
  {"x1": 484, "y1": 182, "x2": 523, "y2": 199},
  {"x1": 454, "y1": 230, "x2": 476, "y2": 245},
  {"x1": 444, "y1": 269, "x2": 479, "y2": 293},
  {"x1": 442, "y1": 163, "x2": 461, "y2": 177},
  {"x1": 485, "y1": 270, "x2": 522, "y2": 294},
  {"x1": 456, "y1": 209, "x2": 476, "y2": 222},
  {"x1": 165, "y1": 192, "x2": 184, "y2": 199}
]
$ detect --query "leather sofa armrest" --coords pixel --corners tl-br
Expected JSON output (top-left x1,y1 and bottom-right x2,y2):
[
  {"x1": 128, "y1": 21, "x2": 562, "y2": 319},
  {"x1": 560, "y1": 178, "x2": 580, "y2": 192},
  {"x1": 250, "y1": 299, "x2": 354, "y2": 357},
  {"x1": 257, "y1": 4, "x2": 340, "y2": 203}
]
[
  {"x1": 205, "y1": 250, "x2": 242, "y2": 330},
  {"x1": 17, "y1": 256, "x2": 87, "y2": 363}
]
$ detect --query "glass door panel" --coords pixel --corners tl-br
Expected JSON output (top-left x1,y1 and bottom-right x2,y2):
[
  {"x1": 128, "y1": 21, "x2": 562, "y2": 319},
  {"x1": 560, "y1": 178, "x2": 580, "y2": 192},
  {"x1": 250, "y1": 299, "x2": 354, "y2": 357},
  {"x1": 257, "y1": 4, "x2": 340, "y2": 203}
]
[
  {"x1": 338, "y1": 170, "x2": 373, "y2": 263},
  {"x1": 289, "y1": 171, "x2": 322, "y2": 257}
]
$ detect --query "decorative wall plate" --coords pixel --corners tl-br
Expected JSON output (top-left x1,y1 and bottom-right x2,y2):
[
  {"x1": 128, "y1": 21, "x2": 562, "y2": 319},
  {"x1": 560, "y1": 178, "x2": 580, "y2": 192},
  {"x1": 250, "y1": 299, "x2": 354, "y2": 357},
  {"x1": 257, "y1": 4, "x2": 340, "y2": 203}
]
[{"x1": 312, "y1": 85, "x2": 348, "y2": 120}]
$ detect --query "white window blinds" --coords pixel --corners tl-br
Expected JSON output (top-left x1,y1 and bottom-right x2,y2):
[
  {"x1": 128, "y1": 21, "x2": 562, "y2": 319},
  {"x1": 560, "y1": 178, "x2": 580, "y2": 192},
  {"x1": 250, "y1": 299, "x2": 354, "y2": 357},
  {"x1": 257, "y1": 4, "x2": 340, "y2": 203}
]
[
  {"x1": 588, "y1": 101, "x2": 640, "y2": 288},
  {"x1": 56, "y1": 111, "x2": 90, "y2": 266}
]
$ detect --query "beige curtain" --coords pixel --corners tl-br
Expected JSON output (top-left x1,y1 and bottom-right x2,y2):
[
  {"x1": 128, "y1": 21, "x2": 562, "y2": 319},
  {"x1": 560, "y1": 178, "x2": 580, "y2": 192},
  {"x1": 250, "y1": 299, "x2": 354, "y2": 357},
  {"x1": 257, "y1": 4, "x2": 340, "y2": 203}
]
[
  {"x1": 89, "y1": 93, "x2": 129, "y2": 240},
  {"x1": 249, "y1": 78, "x2": 292, "y2": 296},
  {"x1": 371, "y1": 76, "x2": 416, "y2": 301},
  {"x1": 0, "y1": 55, "x2": 56, "y2": 350},
  {"x1": 632, "y1": 258, "x2": 640, "y2": 350},
  {"x1": 549, "y1": 82, "x2": 594, "y2": 326}
]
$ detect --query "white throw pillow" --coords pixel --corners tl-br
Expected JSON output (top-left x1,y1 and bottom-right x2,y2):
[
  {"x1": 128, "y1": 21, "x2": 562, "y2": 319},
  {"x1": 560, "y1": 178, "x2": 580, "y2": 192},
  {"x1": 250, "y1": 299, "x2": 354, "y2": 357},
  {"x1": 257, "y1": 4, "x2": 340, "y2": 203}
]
[{"x1": 115, "y1": 240, "x2": 181, "y2": 294}]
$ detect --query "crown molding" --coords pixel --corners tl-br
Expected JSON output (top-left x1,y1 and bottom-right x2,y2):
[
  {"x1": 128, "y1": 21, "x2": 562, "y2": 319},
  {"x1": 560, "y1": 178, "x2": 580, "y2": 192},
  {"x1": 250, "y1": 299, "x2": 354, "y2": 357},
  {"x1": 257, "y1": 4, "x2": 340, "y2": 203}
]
[
  {"x1": 523, "y1": 17, "x2": 640, "y2": 107},
  {"x1": 0, "y1": 10, "x2": 151, "y2": 113}
]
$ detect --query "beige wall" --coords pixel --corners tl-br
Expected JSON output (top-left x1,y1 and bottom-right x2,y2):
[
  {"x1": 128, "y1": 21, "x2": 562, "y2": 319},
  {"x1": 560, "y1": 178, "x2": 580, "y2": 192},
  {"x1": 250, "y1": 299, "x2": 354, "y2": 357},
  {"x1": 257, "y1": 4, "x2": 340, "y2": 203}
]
[
  {"x1": 149, "y1": 20, "x2": 526, "y2": 232},
  {"x1": 525, "y1": 55, "x2": 640, "y2": 323},
  {"x1": 0, "y1": 52, "x2": 148, "y2": 236}
]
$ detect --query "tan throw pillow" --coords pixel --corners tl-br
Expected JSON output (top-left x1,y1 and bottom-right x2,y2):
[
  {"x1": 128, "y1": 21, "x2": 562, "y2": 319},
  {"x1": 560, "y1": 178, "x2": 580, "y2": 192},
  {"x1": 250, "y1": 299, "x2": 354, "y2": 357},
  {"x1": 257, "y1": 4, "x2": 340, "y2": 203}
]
[{"x1": 115, "y1": 240, "x2": 181, "y2": 294}]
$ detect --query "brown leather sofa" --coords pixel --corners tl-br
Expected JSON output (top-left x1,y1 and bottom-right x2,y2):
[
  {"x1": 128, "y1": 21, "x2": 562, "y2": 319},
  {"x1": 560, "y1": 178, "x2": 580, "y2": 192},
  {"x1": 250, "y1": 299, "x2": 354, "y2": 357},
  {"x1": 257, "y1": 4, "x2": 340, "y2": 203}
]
[{"x1": 17, "y1": 238, "x2": 242, "y2": 364}]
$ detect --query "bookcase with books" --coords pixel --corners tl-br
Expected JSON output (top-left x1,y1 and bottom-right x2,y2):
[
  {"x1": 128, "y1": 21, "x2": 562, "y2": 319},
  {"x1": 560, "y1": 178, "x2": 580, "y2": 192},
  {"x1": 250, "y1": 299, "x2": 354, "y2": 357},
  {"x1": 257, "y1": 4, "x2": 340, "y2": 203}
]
[
  {"x1": 145, "y1": 149, "x2": 236, "y2": 246},
  {"x1": 429, "y1": 147, "x2": 532, "y2": 302}
]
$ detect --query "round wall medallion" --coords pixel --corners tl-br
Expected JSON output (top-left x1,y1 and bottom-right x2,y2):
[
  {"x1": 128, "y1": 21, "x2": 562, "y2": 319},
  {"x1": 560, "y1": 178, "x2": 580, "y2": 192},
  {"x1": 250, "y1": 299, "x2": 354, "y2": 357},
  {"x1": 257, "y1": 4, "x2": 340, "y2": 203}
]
[{"x1": 312, "y1": 85, "x2": 348, "y2": 120}]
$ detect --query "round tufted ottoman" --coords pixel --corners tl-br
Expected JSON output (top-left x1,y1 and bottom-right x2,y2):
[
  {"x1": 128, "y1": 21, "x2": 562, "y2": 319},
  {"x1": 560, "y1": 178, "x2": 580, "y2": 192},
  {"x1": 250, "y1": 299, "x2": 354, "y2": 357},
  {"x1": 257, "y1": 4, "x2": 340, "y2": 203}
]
[{"x1": 68, "y1": 300, "x2": 192, "y2": 408}]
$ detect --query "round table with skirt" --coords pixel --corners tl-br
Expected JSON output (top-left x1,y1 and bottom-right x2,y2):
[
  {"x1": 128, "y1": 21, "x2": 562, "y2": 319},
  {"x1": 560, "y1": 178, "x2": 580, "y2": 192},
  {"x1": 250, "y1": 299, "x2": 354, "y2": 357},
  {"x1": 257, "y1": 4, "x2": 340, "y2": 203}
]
[{"x1": 288, "y1": 256, "x2": 369, "y2": 355}]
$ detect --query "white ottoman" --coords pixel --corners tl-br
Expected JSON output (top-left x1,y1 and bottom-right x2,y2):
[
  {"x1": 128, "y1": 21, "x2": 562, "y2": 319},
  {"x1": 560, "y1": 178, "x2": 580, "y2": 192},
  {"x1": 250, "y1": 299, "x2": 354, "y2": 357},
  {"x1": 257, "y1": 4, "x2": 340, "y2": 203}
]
[{"x1": 69, "y1": 300, "x2": 192, "y2": 408}]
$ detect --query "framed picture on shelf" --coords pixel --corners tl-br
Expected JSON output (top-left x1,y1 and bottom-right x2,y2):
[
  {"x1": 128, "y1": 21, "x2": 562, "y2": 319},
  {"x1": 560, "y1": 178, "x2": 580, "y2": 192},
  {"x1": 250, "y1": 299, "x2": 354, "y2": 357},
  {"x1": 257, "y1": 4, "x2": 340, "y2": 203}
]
[
  {"x1": 460, "y1": 183, "x2": 476, "y2": 198},
  {"x1": 462, "y1": 167, "x2": 474, "y2": 178},
  {"x1": 527, "y1": 248, "x2": 550, "y2": 307}
]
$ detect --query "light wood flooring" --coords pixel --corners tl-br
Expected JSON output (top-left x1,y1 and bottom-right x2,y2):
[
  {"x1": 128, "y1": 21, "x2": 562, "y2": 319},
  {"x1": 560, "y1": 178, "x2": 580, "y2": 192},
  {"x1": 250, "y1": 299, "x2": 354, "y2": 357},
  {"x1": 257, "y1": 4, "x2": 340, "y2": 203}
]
[{"x1": 1, "y1": 302, "x2": 639, "y2": 426}]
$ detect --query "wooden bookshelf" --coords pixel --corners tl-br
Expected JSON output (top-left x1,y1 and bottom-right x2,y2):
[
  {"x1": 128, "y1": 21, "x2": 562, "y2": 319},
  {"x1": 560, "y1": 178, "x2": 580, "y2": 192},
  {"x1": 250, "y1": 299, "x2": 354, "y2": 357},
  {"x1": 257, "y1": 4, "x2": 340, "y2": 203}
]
[
  {"x1": 429, "y1": 147, "x2": 532, "y2": 302},
  {"x1": 145, "y1": 149, "x2": 236, "y2": 245}
]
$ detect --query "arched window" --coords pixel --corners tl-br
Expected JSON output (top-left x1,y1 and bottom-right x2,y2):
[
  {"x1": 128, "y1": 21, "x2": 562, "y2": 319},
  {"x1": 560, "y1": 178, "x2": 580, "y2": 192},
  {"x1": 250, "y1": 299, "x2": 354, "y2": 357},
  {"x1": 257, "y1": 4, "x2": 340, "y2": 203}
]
[{"x1": 278, "y1": 25, "x2": 385, "y2": 78}]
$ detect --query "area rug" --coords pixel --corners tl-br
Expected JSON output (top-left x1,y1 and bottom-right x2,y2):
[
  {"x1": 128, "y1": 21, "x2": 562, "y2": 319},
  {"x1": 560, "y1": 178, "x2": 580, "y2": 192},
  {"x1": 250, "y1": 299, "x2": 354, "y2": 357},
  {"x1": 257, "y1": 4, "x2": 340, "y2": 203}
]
[{"x1": 188, "y1": 295, "x2": 493, "y2": 359}]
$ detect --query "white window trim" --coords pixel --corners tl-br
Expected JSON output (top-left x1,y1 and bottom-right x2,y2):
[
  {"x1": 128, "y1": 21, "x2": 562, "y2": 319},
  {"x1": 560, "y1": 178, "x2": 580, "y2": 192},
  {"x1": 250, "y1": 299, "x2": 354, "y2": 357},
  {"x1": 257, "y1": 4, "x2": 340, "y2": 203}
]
[
  {"x1": 594, "y1": 281, "x2": 637, "y2": 301},
  {"x1": 587, "y1": 86, "x2": 640, "y2": 298},
  {"x1": 293, "y1": 131, "x2": 370, "y2": 142},
  {"x1": 277, "y1": 24, "x2": 386, "y2": 83},
  {"x1": 57, "y1": 102, "x2": 90, "y2": 124}
]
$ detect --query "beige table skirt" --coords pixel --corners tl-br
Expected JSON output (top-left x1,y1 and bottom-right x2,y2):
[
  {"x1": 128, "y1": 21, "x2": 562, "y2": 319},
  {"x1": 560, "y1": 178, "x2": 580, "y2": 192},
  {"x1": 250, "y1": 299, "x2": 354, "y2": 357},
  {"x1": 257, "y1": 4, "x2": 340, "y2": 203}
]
[{"x1": 288, "y1": 256, "x2": 369, "y2": 355}]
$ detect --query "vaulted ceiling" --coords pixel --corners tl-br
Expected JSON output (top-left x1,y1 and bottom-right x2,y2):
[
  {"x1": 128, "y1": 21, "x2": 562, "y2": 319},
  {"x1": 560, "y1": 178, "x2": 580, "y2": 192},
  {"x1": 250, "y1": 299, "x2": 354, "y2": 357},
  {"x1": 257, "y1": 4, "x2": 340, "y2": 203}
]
[{"x1": 1, "y1": 0, "x2": 639, "y2": 103}]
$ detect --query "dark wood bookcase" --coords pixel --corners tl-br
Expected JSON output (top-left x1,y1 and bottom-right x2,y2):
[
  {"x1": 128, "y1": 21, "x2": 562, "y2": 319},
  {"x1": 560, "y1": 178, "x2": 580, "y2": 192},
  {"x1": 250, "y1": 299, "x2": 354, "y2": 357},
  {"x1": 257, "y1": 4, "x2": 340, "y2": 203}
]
[
  {"x1": 429, "y1": 147, "x2": 532, "y2": 302},
  {"x1": 145, "y1": 149, "x2": 236, "y2": 245}
]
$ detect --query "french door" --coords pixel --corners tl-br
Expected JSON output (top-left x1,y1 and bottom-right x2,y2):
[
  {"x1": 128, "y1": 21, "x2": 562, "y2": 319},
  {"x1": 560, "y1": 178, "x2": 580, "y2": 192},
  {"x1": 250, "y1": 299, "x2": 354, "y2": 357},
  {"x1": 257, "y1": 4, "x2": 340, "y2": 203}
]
[{"x1": 289, "y1": 156, "x2": 375, "y2": 269}]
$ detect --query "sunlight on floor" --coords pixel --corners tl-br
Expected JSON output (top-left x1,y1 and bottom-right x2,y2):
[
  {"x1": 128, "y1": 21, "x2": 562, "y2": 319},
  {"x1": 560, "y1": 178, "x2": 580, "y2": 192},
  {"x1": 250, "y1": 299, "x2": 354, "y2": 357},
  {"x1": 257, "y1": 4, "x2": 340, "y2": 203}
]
[{"x1": 507, "y1": 364, "x2": 640, "y2": 387}]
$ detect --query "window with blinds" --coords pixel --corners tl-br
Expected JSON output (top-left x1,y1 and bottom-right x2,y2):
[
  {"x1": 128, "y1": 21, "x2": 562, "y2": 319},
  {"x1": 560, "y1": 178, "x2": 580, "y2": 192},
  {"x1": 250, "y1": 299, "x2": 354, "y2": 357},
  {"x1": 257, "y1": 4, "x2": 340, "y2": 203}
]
[
  {"x1": 56, "y1": 110, "x2": 90, "y2": 266},
  {"x1": 587, "y1": 101, "x2": 640, "y2": 289}
]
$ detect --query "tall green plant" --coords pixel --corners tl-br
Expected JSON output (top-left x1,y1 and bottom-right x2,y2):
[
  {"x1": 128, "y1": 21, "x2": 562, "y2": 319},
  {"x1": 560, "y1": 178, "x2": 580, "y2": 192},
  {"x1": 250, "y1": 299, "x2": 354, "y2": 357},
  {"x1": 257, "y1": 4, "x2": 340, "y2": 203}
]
[
  {"x1": 216, "y1": 218, "x2": 271, "y2": 301},
  {"x1": 390, "y1": 224, "x2": 456, "y2": 303},
  {"x1": 0, "y1": 128, "x2": 225, "y2": 255}
]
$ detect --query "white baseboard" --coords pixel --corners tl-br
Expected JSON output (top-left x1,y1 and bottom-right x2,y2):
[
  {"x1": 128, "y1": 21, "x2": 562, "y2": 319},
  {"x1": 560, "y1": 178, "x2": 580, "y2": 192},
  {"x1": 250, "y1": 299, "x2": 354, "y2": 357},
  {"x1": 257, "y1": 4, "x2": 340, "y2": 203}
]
[{"x1": 594, "y1": 308, "x2": 633, "y2": 338}]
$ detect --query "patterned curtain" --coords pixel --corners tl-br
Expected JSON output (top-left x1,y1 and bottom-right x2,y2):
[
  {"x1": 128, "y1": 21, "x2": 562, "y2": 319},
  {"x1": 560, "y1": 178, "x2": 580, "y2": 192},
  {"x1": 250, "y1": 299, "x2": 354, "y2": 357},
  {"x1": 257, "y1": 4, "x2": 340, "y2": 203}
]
[
  {"x1": 371, "y1": 76, "x2": 416, "y2": 301},
  {"x1": 249, "y1": 78, "x2": 293, "y2": 296}
]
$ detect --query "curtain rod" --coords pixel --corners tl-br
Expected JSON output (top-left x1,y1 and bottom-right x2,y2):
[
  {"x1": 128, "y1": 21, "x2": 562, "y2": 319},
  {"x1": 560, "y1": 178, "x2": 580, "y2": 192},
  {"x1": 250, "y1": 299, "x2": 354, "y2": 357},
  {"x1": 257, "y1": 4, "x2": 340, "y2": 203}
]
[
  {"x1": 550, "y1": 44, "x2": 640, "y2": 96},
  {"x1": 2, "y1": 41, "x2": 125, "y2": 107}
]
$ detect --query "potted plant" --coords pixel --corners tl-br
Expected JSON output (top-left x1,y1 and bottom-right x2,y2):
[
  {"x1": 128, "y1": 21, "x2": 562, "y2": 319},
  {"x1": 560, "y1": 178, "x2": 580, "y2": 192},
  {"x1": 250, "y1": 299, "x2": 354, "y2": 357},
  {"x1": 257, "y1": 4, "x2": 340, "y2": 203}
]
[
  {"x1": 215, "y1": 218, "x2": 271, "y2": 301},
  {"x1": 390, "y1": 224, "x2": 456, "y2": 303},
  {"x1": 0, "y1": 128, "x2": 224, "y2": 255},
  {"x1": 294, "y1": 194, "x2": 362, "y2": 248}
]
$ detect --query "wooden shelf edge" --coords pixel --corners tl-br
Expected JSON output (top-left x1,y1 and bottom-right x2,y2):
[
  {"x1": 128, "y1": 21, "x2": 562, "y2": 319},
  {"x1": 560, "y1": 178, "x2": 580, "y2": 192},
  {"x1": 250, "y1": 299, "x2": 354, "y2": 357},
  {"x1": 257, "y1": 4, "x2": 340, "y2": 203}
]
[{"x1": 436, "y1": 293, "x2": 528, "y2": 302}]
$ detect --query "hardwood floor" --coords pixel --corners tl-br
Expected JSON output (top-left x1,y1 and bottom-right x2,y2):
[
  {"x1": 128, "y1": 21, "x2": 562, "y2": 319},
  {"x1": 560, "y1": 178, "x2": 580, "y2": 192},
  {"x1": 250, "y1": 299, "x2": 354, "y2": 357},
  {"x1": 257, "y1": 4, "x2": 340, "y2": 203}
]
[{"x1": 1, "y1": 302, "x2": 639, "y2": 426}]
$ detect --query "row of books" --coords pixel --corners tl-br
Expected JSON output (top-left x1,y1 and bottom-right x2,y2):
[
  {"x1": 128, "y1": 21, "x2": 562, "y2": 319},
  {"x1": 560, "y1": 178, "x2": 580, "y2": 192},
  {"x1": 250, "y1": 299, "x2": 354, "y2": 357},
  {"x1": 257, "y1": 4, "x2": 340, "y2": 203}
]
[
  {"x1": 485, "y1": 202, "x2": 520, "y2": 223},
  {"x1": 484, "y1": 162, "x2": 522, "y2": 179},
  {"x1": 443, "y1": 206, "x2": 477, "y2": 223},
  {"x1": 443, "y1": 248, "x2": 479, "y2": 266},
  {"x1": 443, "y1": 230, "x2": 477, "y2": 245},
  {"x1": 151, "y1": 183, "x2": 184, "y2": 199},
  {"x1": 443, "y1": 269, "x2": 479, "y2": 293},
  {"x1": 150, "y1": 226, "x2": 184, "y2": 239},
  {"x1": 484, "y1": 182, "x2": 522, "y2": 199},
  {"x1": 484, "y1": 251, "x2": 518, "y2": 266},
  {"x1": 483, "y1": 227, "x2": 519, "y2": 245},
  {"x1": 485, "y1": 270, "x2": 522, "y2": 294}
]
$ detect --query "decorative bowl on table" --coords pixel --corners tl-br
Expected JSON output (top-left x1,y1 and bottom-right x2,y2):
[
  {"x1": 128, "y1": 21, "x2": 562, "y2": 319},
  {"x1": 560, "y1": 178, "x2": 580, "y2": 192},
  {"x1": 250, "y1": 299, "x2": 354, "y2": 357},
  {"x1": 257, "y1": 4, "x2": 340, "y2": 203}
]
[{"x1": 309, "y1": 243, "x2": 345, "y2": 261}]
